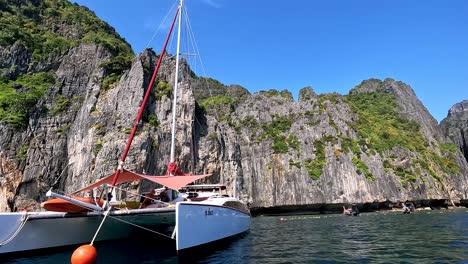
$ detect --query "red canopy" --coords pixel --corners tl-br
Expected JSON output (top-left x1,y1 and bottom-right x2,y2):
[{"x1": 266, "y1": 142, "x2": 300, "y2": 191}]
[{"x1": 75, "y1": 169, "x2": 211, "y2": 193}]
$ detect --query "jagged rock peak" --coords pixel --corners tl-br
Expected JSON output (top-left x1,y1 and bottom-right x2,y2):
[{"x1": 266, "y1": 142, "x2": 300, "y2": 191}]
[
  {"x1": 141, "y1": 48, "x2": 157, "y2": 59},
  {"x1": 349, "y1": 78, "x2": 442, "y2": 142},
  {"x1": 256, "y1": 89, "x2": 293, "y2": 101},
  {"x1": 349, "y1": 78, "x2": 384, "y2": 94},
  {"x1": 447, "y1": 100, "x2": 468, "y2": 117},
  {"x1": 440, "y1": 100, "x2": 468, "y2": 162},
  {"x1": 298, "y1": 86, "x2": 317, "y2": 101},
  {"x1": 227, "y1": 84, "x2": 250, "y2": 97},
  {"x1": 349, "y1": 78, "x2": 416, "y2": 97}
]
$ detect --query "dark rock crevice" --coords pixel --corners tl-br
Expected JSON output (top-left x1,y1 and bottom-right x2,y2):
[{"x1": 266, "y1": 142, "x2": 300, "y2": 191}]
[{"x1": 460, "y1": 128, "x2": 468, "y2": 162}]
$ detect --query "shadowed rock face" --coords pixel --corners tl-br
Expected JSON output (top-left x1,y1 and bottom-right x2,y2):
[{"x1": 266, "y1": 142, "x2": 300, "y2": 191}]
[
  {"x1": 441, "y1": 100, "x2": 468, "y2": 163},
  {"x1": 1, "y1": 1, "x2": 468, "y2": 212}
]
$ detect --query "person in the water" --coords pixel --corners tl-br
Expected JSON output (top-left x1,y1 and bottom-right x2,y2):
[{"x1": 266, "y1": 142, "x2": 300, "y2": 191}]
[
  {"x1": 343, "y1": 206, "x2": 352, "y2": 215},
  {"x1": 351, "y1": 203, "x2": 360, "y2": 216},
  {"x1": 343, "y1": 204, "x2": 360, "y2": 216},
  {"x1": 402, "y1": 200, "x2": 415, "y2": 214}
]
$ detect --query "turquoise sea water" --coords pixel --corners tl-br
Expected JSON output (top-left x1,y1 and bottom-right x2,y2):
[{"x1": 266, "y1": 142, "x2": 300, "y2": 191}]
[{"x1": 3, "y1": 208, "x2": 467, "y2": 263}]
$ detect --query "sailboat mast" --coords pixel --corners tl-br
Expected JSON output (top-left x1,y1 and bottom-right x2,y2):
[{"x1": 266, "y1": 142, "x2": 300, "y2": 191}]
[
  {"x1": 170, "y1": 0, "x2": 184, "y2": 164},
  {"x1": 86, "y1": 4, "x2": 181, "y2": 248},
  {"x1": 108, "y1": 5, "x2": 180, "y2": 188}
]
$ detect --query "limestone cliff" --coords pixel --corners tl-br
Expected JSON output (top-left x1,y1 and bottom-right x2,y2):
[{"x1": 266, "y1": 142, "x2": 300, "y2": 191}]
[
  {"x1": 1, "y1": 0, "x2": 467, "y2": 213},
  {"x1": 441, "y1": 100, "x2": 468, "y2": 163},
  {"x1": 197, "y1": 79, "x2": 468, "y2": 212}
]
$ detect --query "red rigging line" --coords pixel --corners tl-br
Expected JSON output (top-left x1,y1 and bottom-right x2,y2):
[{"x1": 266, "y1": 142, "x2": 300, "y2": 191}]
[{"x1": 110, "y1": 6, "x2": 181, "y2": 188}]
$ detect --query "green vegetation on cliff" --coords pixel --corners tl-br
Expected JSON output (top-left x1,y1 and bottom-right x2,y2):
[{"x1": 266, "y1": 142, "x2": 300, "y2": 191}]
[
  {"x1": 262, "y1": 89, "x2": 292, "y2": 100},
  {"x1": 192, "y1": 77, "x2": 226, "y2": 101},
  {"x1": 0, "y1": 72, "x2": 54, "y2": 128},
  {"x1": 193, "y1": 77, "x2": 249, "y2": 113},
  {"x1": 199, "y1": 95, "x2": 233, "y2": 120},
  {"x1": 345, "y1": 91, "x2": 426, "y2": 153},
  {"x1": 99, "y1": 55, "x2": 133, "y2": 90},
  {"x1": 304, "y1": 140, "x2": 326, "y2": 180},
  {"x1": 345, "y1": 90, "x2": 460, "y2": 183},
  {"x1": 153, "y1": 81, "x2": 172, "y2": 101},
  {"x1": 259, "y1": 115, "x2": 295, "y2": 154},
  {"x1": 0, "y1": 0, "x2": 133, "y2": 60},
  {"x1": 0, "y1": 0, "x2": 135, "y2": 127}
]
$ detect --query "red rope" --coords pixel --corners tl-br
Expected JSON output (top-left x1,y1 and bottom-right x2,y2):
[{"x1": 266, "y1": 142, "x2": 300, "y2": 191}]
[{"x1": 110, "y1": 6, "x2": 181, "y2": 188}]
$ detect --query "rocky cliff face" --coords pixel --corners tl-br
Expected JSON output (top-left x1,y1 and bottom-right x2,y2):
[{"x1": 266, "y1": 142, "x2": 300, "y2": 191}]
[
  {"x1": 199, "y1": 79, "x2": 468, "y2": 212},
  {"x1": 0, "y1": 42, "x2": 194, "y2": 211},
  {"x1": 441, "y1": 100, "x2": 468, "y2": 163},
  {"x1": 1, "y1": 0, "x2": 467, "y2": 212}
]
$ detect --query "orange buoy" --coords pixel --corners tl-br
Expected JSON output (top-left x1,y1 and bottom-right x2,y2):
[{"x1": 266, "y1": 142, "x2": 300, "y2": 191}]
[
  {"x1": 279, "y1": 217, "x2": 285, "y2": 222},
  {"x1": 71, "y1": 244, "x2": 97, "y2": 264}
]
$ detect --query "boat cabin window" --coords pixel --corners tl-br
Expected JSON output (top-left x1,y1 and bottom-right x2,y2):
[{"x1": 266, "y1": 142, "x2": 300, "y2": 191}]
[
  {"x1": 179, "y1": 185, "x2": 227, "y2": 193},
  {"x1": 187, "y1": 192, "x2": 198, "y2": 199},
  {"x1": 222, "y1": 201, "x2": 249, "y2": 214}
]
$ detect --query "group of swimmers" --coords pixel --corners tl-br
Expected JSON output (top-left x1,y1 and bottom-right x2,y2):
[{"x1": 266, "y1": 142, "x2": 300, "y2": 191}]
[
  {"x1": 343, "y1": 201, "x2": 416, "y2": 215},
  {"x1": 343, "y1": 204, "x2": 360, "y2": 216}
]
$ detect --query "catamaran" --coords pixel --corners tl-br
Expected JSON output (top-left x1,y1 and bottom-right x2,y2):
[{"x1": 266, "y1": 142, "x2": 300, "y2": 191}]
[{"x1": 0, "y1": 0, "x2": 250, "y2": 255}]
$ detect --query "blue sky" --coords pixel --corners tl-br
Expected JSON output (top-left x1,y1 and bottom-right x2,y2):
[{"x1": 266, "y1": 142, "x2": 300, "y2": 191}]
[{"x1": 72, "y1": 0, "x2": 468, "y2": 122}]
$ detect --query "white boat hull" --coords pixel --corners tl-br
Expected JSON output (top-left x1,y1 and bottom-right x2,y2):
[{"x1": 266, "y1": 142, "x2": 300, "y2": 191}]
[
  {"x1": 0, "y1": 208, "x2": 175, "y2": 255},
  {"x1": 175, "y1": 202, "x2": 251, "y2": 251}
]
